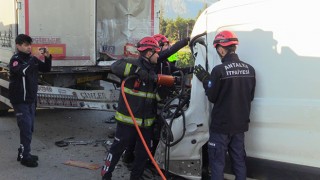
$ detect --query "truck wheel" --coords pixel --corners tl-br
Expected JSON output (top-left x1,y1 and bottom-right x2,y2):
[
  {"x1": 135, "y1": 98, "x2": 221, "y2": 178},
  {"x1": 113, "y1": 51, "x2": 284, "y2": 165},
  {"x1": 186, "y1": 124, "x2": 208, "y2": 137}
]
[
  {"x1": 0, "y1": 101, "x2": 10, "y2": 116},
  {"x1": 0, "y1": 109, "x2": 9, "y2": 116}
]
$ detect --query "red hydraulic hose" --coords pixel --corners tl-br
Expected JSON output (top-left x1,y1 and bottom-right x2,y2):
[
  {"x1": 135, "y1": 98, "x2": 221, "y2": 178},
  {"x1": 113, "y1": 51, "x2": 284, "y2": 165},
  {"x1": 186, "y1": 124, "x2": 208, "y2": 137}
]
[{"x1": 121, "y1": 78, "x2": 167, "y2": 180}]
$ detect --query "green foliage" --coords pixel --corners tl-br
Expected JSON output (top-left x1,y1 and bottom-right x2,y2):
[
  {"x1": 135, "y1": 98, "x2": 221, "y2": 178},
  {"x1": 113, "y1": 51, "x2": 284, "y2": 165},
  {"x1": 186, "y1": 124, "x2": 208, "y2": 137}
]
[
  {"x1": 176, "y1": 50, "x2": 194, "y2": 68},
  {"x1": 161, "y1": 17, "x2": 195, "y2": 42},
  {"x1": 159, "y1": 5, "x2": 208, "y2": 68},
  {"x1": 160, "y1": 18, "x2": 195, "y2": 67}
]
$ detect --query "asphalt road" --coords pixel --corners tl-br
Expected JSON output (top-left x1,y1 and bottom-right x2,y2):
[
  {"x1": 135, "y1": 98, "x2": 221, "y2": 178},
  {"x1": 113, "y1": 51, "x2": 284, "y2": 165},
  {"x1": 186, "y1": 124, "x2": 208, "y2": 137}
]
[
  {"x1": 0, "y1": 108, "x2": 130, "y2": 180},
  {"x1": 0, "y1": 108, "x2": 255, "y2": 180}
]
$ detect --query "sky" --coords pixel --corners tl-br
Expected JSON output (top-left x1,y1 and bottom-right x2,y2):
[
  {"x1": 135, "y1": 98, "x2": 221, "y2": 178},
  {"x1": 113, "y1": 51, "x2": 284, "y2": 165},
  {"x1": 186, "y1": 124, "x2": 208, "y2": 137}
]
[{"x1": 161, "y1": 0, "x2": 218, "y2": 19}]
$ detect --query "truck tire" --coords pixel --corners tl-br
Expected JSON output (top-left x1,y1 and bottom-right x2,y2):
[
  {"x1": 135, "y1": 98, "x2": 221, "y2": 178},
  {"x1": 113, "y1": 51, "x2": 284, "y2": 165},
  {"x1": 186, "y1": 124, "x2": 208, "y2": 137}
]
[
  {"x1": 0, "y1": 109, "x2": 9, "y2": 116},
  {"x1": 0, "y1": 87, "x2": 10, "y2": 116},
  {"x1": 0, "y1": 101, "x2": 9, "y2": 116}
]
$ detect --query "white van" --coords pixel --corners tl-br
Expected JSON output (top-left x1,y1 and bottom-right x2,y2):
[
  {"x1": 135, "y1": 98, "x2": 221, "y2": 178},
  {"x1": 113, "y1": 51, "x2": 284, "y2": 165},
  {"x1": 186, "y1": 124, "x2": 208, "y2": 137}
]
[{"x1": 155, "y1": 0, "x2": 320, "y2": 179}]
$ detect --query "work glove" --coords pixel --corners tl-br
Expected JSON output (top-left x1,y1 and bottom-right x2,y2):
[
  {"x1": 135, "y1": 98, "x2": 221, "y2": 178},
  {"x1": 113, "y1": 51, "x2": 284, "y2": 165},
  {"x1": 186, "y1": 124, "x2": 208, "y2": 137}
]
[
  {"x1": 136, "y1": 69, "x2": 157, "y2": 83},
  {"x1": 194, "y1": 64, "x2": 209, "y2": 82}
]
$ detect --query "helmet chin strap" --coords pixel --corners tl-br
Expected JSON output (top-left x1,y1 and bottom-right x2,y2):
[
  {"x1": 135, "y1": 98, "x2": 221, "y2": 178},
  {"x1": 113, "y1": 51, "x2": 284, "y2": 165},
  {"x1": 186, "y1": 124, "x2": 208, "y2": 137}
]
[
  {"x1": 150, "y1": 50, "x2": 158, "y2": 64},
  {"x1": 143, "y1": 50, "x2": 157, "y2": 64}
]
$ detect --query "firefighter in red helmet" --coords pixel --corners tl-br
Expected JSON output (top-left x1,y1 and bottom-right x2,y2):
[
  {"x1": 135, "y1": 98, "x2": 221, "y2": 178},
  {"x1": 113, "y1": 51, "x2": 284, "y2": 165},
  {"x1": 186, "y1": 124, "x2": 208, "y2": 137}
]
[
  {"x1": 101, "y1": 36, "x2": 169, "y2": 180},
  {"x1": 194, "y1": 30, "x2": 256, "y2": 180},
  {"x1": 121, "y1": 33, "x2": 193, "y2": 167}
]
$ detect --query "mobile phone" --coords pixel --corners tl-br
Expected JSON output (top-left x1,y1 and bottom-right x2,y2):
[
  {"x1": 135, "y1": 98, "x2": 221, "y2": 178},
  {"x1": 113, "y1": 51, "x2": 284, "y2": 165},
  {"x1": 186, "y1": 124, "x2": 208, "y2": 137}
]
[{"x1": 39, "y1": 47, "x2": 47, "y2": 54}]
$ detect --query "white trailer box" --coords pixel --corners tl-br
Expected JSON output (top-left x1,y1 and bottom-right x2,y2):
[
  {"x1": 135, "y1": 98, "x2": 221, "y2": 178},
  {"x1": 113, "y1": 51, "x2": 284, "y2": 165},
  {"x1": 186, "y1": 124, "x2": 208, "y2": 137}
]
[{"x1": 0, "y1": 0, "x2": 159, "y2": 113}]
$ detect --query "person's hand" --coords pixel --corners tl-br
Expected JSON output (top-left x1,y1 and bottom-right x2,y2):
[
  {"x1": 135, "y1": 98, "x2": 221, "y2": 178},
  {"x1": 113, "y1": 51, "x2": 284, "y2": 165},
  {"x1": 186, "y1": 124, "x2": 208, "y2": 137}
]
[
  {"x1": 194, "y1": 64, "x2": 209, "y2": 82},
  {"x1": 136, "y1": 69, "x2": 157, "y2": 83},
  {"x1": 39, "y1": 47, "x2": 51, "y2": 58}
]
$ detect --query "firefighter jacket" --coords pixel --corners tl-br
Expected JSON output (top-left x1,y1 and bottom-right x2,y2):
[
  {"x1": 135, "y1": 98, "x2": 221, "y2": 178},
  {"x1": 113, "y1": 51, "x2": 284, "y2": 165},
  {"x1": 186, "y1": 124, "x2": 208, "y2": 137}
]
[
  {"x1": 157, "y1": 37, "x2": 189, "y2": 75},
  {"x1": 9, "y1": 51, "x2": 52, "y2": 104},
  {"x1": 203, "y1": 53, "x2": 256, "y2": 134},
  {"x1": 111, "y1": 57, "x2": 162, "y2": 128}
]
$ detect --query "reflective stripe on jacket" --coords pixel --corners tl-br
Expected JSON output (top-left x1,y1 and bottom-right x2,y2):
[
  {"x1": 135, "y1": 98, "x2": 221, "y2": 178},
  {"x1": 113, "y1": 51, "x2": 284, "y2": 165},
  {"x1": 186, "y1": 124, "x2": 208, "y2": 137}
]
[
  {"x1": 115, "y1": 111, "x2": 155, "y2": 127},
  {"x1": 124, "y1": 87, "x2": 161, "y2": 101},
  {"x1": 111, "y1": 58, "x2": 161, "y2": 127}
]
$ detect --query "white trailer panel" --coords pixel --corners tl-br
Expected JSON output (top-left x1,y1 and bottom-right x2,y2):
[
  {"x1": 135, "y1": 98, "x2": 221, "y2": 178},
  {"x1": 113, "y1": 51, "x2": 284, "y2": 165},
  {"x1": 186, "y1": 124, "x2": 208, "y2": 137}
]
[{"x1": 0, "y1": 0, "x2": 16, "y2": 63}]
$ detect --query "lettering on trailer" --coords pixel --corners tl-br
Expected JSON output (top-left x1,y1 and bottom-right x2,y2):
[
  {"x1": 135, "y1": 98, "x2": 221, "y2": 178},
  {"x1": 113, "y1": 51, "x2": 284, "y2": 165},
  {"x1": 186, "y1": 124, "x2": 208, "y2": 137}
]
[
  {"x1": 80, "y1": 92, "x2": 107, "y2": 100},
  {"x1": 38, "y1": 86, "x2": 53, "y2": 93},
  {"x1": 224, "y1": 62, "x2": 250, "y2": 76},
  {"x1": 58, "y1": 89, "x2": 67, "y2": 95},
  {"x1": 32, "y1": 37, "x2": 61, "y2": 44}
]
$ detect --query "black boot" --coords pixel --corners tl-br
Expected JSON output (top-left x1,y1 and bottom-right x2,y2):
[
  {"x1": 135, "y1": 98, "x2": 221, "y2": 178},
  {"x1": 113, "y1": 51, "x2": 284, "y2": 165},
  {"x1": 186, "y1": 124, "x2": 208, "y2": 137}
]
[
  {"x1": 17, "y1": 145, "x2": 39, "y2": 162},
  {"x1": 17, "y1": 149, "x2": 38, "y2": 161},
  {"x1": 21, "y1": 157, "x2": 38, "y2": 167},
  {"x1": 17, "y1": 147, "x2": 23, "y2": 161}
]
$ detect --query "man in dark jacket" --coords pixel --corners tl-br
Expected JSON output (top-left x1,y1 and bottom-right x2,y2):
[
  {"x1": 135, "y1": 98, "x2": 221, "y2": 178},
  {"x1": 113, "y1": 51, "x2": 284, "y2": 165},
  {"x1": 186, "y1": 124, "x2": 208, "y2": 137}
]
[
  {"x1": 194, "y1": 30, "x2": 256, "y2": 180},
  {"x1": 9, "y1": 34, "x2": 52, "y2": 167},
  {"x1": 101, "y1": 36, "x2": 164, "y2": 180}
]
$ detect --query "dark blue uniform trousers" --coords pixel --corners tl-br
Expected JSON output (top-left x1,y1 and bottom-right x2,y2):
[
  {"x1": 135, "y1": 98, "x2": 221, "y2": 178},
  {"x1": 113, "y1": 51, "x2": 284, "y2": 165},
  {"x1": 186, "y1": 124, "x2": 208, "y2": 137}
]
[
  {"x1": 208, "y1": 132, "x2": 247, "y2": 180},
  {"x1": 102, "y1": 122, "x2": 152, "y2": 180},
  {"x1": 13, "y1": 103, "x2": 36, "y2": 159}
]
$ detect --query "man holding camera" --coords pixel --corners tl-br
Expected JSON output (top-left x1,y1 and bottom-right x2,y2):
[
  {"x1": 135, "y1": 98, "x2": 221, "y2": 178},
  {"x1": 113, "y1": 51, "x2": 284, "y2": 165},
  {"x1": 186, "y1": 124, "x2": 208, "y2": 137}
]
[{"x1": 9, "y1": 34, "x2": 52, "y2": 167}]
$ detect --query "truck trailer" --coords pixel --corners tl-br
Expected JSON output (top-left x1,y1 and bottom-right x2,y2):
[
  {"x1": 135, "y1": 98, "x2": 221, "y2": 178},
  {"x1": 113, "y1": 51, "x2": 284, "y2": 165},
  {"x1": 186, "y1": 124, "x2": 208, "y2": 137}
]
[
  {"x1": 0, "y1": 0, "x2": 159, "y2": 114},
  {"x1": 154, "y1": 0, "x2": 320, "y2": 179}
]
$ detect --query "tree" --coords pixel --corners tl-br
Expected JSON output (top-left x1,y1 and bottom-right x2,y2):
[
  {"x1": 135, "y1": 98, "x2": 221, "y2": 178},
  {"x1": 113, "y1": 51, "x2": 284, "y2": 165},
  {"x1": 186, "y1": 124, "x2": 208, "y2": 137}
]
[
  {"x1": 160, "y1": 17, "x2": 195, "y2": 42},
  {"x1": 160, "y1": 18, "x2": 167, "y2": 35},
  {"x1": 159, "y1": 15, "x2": 199, "y2": 68}
]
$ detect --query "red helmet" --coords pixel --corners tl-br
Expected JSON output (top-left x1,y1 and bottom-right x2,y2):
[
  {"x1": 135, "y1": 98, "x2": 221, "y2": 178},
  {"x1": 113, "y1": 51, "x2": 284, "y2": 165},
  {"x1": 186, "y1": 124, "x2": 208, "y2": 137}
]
[
  {"x1": 153, "y1": 34, "x2": 169, "y2": 46},
  {"x1": 136, "y1": 36, "x2": 161, "y2": 52},
  {"x1": 213, "y1": 30, "x2": 239, "y2": 48}
]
